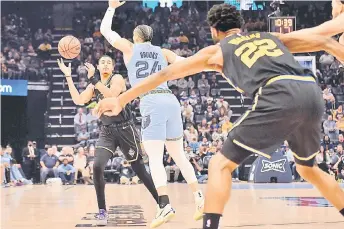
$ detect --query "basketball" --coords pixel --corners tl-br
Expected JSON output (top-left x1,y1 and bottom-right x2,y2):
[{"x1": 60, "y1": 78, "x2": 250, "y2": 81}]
[{"x1": 58, "y1": 35, "x2": 81, "y2": 59}]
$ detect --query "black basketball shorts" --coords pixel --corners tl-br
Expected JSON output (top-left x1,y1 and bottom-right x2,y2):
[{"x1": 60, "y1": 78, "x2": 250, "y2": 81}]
[
  {"x1": 95, "y1": 121, "x2": 142, "y2": 162},
  {"x1": 221, "y1": 76, "x2": 324, "y2": 167}
]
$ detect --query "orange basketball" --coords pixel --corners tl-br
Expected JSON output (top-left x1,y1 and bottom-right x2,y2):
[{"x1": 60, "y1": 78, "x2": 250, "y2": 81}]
[{"x1": 58, "y1": 35, "x2": 81, "y2": 59}]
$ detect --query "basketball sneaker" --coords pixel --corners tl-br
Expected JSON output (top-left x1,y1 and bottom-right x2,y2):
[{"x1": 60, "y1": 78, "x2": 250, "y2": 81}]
[
  {"x1": 96, "y1": 209, "x2": 108, "y2": 226},
  {"x1": 193, "y1": 190, "x2": 204, "y2": 221},
  {"x1": 150, "y1": 204, "x2": 175, "y2": 228}
]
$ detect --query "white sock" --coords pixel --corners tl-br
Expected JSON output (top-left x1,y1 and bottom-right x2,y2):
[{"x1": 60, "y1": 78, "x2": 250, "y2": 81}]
[{"x1": 193, "y1": 190, "x2": 204, "y2": 202}]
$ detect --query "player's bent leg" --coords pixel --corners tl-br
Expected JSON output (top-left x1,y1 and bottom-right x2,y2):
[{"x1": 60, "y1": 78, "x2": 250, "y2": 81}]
[
  {"x1": 203, "y1": 153, "x2": 238, "y2": 229},
  {"x1": 130, "y1": 155, "x2": 159, "y2": 204},
  {"x1": 296, "y1": 163, "x2": 344, "y2": 216},
  {"x1": 143, "y1": 140, "x2": 175, "y2": 228},
  {"x1": 93, "y1": 147, "x2": 113, "y2": 226},
  {"x1": 165, "y1": 138, "x2": 204, "y2": 221}
]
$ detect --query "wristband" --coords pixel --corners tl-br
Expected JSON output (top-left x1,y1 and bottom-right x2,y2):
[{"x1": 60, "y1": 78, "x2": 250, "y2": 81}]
[{"x1": 90, "y1": 76, "x2": 100, "y2": 85}]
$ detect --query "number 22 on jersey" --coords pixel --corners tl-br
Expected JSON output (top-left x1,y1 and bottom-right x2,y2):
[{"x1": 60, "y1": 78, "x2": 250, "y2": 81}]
[{"x1": 233, "y1": 39, "x2": 284, "y2": 68}]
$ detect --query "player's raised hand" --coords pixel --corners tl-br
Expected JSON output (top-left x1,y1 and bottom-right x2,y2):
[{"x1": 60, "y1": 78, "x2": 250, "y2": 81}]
[
  {"x1": 84, "y1": 62, "x2": 96, "y2": 79},
  {"x1": 95, "y1": 97, "x2": 123, "y2": 117},
  {"x1": 57, "y1": 58, "x2": 71, "y2": 77},
  {"x1": 108, "y1": 0, "x2": 126, "y2": 9}
]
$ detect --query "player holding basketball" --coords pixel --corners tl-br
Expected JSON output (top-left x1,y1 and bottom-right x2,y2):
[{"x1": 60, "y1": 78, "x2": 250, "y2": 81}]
[
  {"x1": 57, "y1": 55, "x2": 159, "y2": 226},
  {"x1": 96, "y1": 3, "x2": 344, "y2": 228},
  {"x1": 99, "y1": 0, "x2": 204, "y2": 227}
]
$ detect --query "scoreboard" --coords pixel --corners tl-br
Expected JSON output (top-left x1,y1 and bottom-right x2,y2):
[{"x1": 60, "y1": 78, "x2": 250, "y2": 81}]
[{"x1": 268, "y1": 17, "x2": 296, "y2": 34}]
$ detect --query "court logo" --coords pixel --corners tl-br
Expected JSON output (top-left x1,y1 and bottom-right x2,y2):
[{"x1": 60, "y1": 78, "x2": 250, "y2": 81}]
[
  {"x1": 76, "y1": 205, "x2": 146, "y2": 227},
  {"x1": 261, "y1": 159, "x2": 286, "y2": 173},
  {"x1": 141, "y1": 115, "x2": 151, "y2": 130},
  {"x1": 263, "y1": 197, "x2": 332, "y2": 207}
]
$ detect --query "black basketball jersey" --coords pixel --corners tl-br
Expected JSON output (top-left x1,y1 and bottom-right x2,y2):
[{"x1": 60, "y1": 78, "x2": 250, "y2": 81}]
[
  {"x1": 94, "y1": 75, "x2": 133, "y2": 125},
  {"x1": 219, "y1": 31, "x2": 313, "y2": 98}
]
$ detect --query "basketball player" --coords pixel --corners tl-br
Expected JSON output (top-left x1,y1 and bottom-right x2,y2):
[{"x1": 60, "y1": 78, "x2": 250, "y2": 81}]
[
  {"x1": 96, "y1": 3, "x2": 344, "y2": 229},
  {"x1": 99, "y1": 1, "x2": 204, "y2": 227},
  {"x1": 57, "y1": 56, "x2": 159, "y2": 226}
]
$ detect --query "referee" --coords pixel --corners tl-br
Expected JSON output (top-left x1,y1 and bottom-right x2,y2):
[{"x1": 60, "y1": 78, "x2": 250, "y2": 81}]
[{"x1": 57, "y1": 56, "x2": 158, "y2": 226}]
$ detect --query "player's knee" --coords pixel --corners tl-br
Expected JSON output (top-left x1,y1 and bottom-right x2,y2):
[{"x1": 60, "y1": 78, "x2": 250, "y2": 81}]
[{"x1": 209, "y1": 153, "x2": 237, "y2": 173}]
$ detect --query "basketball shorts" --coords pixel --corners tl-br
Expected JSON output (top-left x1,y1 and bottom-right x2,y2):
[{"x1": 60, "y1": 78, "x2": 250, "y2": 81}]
[
  {"x1": 95, "y1": 120, "x2": 142, "y2": 162},
  {"x1": 139, "y1": 93, "x2": 183, "y2": 141},
  {"x1": 221, "y1": 76, "x2": 324, "y2": 167}
]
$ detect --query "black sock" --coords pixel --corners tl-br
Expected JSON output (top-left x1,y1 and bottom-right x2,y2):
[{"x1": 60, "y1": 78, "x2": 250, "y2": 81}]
[
  {"x1": 158, "y1": 195, "x2": 170, "y2": 208},
  {"x1": 203, "y1": 213, "x2": 221, "y2": 229},
  {"x1": 340, "y1": 208, "x2": 344, "y2": 216}
]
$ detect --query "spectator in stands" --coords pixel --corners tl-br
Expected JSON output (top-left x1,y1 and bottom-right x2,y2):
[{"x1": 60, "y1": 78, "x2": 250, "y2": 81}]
[
  {"x1": 37, "y1": 61, "x2": 48, "y2": 81},
  {"x1": 319, "y1": 52, "x2": 335, "y2": 69},
  {"x1": 323, "y1": 115, "x2": 339, "y2": 140},
  {"x1": 221, "y1": 116, "x2": 232, "y2": 135},
  {"x1": 74, "y1": 108, "x2": 87, "y2": 134},
  {"x1": 334, "y1": 154, "x2": 344, "y2": 180},
  {"x1": 333, "y1": 105, "x2": 343, "y2": 121},
  {"x1": 212, "y1": 128, "x2": 224, "y2": 142},
  {"x1": 316, "y1": 145, "x2": 331, "y2": 174},
  {"x1": 76, "y1": 63, "x2": 87, "y2": 79},
  {"x1": 27, "y1": 45, "x2": 37, "y2": 57},
  {"x1": 77, "y1": 129, "x2": 90, "y2": 146},
  {"x1": 40, "y1": 147, "x2": 59, "y2": 184},
  {"x1": 190, "y1": 155, "x2": 208, "y2": 183},
  {"x1": 37, "y1": 40, "x2": 52, "y2": 59},
  {"x1": 187, "y1": 77, "x2": 195, "y2": 91},
  {"x1": 58, "y1": 158, "x2": 75, "y2": 185},
  {"x1": 339, "y1": 134, "x2": 344, "y2": 144},
  {"x1": 189, "y1": 137, "x2": 200, "y2": 153},
  {"x1": 17, "y1": 60, "x2": 26, "y2": 76},
  {"x1": 177, "y1": 77, "x2": 188, "y2": 92},
  {"x1": 74, "y1": 147, "x2": 92, "y2": 185},
  {"x1": 3, "y1": 145, "x2": 31, "y2": 185},
  {"x1": 184, "y1": 125, "x2": 198, "y2": 143},
  {"x1": 321, "y1": 135, "x2": 334, "y2": 151},
  {"x1": 58, "y1": 147, "x2": 74, "y2": 164},
  {"x1": 22, "y1": 140, "x2": 38, "y2": 180},
  {"x1": 86, "y1": 108, "x2": 98, "y2": 131},
  {"x1": 209, "y1": 74, "x2": 220, "y2": 97},
  {"x1": 181, "y1": 101, "x2": 194, "y2": 123},
  {"x1": 216, "y1": 96, "x2": 229, "y2": 111},
  {"x1": 78, "y1": 78, "x2": 88, "y2": 92},
  {"x1": 178, "y1": 32, "x2": 189, "y2": 44},
  {"x1": 119, "y1": 160, "x2": 139, "y2": 185},
  {"x1": 7, "y1": 59, "x2": 20, "y2": 79},
  {"x1": 164, "y1": 153, "x2": 180, "y2": 182},
  {"x1": 34, "y1": 28, "x2": 44, "y2": 45},
  {"x1": 93, "y1": 27, "x2": 102, "y2": 39},
  {"x1": 180, "y1": 44, "x2": 193, "y2": 57},
  {"x1": 51, "y1": 145, "x2": 60, "y2": 157},
  {"x1": 323, "y1": 88, "x2": 335, "y2": 110},
  {"x1": 204, "y1": 105, "x2": 218, "y2": 122},
  {"x1": 336, "y1": 113, "x2": 344, "y2": 134},
  {"x1": 44, "y1": 29, "x2": 52, "y2": 41},
  {"x1": 198, "y1": 73, "x2": 210, "y2": 96}
]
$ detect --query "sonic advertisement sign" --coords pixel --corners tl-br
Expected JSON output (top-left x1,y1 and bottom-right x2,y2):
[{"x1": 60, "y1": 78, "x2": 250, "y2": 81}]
[{"x1": 0, "y1": 79, "x2": 28, "y2": 96}]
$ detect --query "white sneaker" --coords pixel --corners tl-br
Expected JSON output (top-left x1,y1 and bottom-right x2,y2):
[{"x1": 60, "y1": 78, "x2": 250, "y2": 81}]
[
  {"x1": 193, "y1": 190, "x2": 204, "y2": 221},
  {"x1": 96, "y1": 209, "x2": 108, "y2": 226},
  {"x1": 150, "y1": 204, "x2": 175, "y2": 228}
]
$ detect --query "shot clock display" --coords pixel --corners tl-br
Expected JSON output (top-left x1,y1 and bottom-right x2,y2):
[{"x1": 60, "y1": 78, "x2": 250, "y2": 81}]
[{"x1": 268, "y1": 17, "x2": 296, "y2": 34}]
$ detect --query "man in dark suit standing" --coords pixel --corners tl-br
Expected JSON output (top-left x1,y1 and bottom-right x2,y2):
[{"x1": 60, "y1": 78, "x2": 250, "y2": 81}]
[{"x1": 22, "y1": 140, "x2": 39, "y2": 182}]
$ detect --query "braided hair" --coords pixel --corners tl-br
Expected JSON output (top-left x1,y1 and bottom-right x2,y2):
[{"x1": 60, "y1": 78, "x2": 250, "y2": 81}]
[
  {"x1": 207, "y1": 3, "x2": 244, "y2": 32},
  {"x1": 134, "y1": 25, "x2": 154, "y2": 42}
]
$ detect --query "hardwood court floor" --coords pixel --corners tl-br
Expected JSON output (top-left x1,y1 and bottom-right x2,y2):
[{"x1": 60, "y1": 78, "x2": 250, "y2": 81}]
[{"x1": 1, "y1": 183, "x2": 344, "y2": 229}]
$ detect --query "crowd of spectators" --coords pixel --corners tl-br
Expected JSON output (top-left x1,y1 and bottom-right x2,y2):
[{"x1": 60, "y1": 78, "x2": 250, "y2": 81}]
[
  {"x1": 3, "y1": 2, "x2": 344, "y2": 188},
  {"x1": 1, "y1": 13, "x2": 52, "y2": 81}
]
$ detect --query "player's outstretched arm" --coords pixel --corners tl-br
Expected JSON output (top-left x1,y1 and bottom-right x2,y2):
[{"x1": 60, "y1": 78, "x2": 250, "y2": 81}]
[
  {"x1": 95, "y1": 45, "x2": 221, "y2": 117},
  {"x1": 275, "y1": 33, "x2": 344, "y2": 63},
  {"x1": 57, "y1": 59, "x2": 94, "y2": 105},
  {"x1": 285, "y1": 13, "x2": 344, "y2": 38},
  {"x1": 100, "y1": 0, "x2": 132, "y2": 54}
]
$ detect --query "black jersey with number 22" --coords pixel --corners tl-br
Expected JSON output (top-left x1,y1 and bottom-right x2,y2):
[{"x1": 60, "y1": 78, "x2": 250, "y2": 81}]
[{"x1": 219, "y1": 32, "x2": 313, "y2": 98}]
